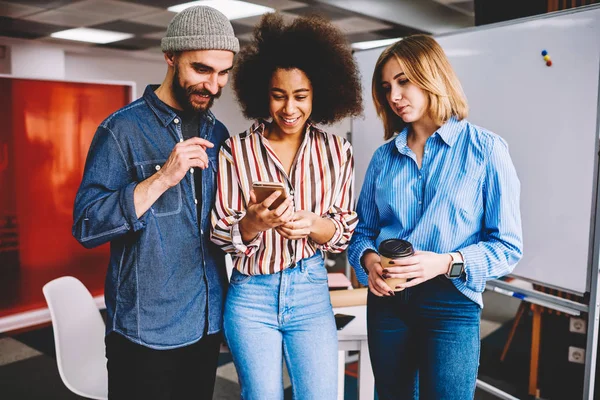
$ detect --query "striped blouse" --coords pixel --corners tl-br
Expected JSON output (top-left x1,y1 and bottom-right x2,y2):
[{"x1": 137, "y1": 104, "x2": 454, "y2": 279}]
[
  {"x1": 210, "y1": 120, "x2": 358, "y2": 275},
  {"x1": 348, "y1": 117, "x2": 523, "y2": 307}
]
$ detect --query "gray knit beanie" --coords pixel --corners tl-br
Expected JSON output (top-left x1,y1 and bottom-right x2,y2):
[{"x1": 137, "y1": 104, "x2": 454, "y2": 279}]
[{"x1": 161, "y1": 6, "x2": 240, "y2": 53}]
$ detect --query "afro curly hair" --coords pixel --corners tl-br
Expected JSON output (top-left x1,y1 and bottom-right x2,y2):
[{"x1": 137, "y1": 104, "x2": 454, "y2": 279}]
[{"x1": 232, "y1": 13, "x2": 363, "y2": 125}]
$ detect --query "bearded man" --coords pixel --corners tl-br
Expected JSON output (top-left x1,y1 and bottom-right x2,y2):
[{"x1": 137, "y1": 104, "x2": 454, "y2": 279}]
[{"x1": 72, "y1": 6, "x2": 238, "y2": 399}]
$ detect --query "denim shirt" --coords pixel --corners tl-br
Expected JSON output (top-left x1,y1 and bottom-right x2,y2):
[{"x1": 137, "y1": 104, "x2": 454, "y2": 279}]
[{"x1": 73, "y1": 85, "x2": 230, "y2": 349}]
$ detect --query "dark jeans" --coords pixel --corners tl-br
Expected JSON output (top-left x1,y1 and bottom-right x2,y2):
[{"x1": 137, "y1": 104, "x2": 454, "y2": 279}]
[
  {"x1": 105, "y1": 332, "x2": 222, "y2": 400},
  {"x1": 367, "y1": 277, "x2": 481, "y2": 400}
]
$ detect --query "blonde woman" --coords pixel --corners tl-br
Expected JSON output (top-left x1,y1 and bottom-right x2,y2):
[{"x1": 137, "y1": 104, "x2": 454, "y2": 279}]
[{"x1": 348, "y1": 35, "x2": 523, "y2": 399}]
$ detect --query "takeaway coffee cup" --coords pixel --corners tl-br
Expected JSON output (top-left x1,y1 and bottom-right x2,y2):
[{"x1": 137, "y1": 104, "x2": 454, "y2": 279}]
[{"x1": 378, "y1": 239, "x2": 414, "y2": 291}]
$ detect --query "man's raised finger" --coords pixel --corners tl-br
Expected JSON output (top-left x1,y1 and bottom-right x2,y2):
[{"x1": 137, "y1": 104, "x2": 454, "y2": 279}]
[{"x1": 182, "y1": 137, "x2": 214, "y2": 149}]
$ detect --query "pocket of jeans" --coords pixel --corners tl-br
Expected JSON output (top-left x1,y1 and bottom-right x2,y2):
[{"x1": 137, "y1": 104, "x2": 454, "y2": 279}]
[
  {"x1": 305, "y1": 265, "x2": 328, "y2": 284},
  {"x1": 229, "y1": 269, "x2": 251, "y2": 286},
  {"x1": 139, "y1": 161, "x2": 182, "y2": 217}
]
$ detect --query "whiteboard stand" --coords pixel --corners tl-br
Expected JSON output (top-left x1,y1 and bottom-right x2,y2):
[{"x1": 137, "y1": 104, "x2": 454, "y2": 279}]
[{"x1": 484, "y1": 269, "x2": 600, "y2": 398}]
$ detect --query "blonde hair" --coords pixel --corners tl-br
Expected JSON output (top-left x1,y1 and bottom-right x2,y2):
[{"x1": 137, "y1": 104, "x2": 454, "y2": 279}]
[{"x1": 372, "y1": 34, "x2": 469, "y2": 140}]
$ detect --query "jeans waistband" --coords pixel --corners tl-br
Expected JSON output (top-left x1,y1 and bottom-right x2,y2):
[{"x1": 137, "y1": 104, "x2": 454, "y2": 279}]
[{"x1": 286, "y1": 250, "x2": 323, "y2": 272}]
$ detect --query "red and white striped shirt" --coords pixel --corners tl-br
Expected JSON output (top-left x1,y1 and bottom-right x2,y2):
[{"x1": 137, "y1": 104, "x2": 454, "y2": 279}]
[{"x1": 210, "y1": 120, "x2": 357, "y2": 275}]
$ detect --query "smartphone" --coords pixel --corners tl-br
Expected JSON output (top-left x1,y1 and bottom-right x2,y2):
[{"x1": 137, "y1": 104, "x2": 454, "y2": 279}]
[
  {"x1": 334, "y1": 313, "x2": 356, "y2": 330},
  {"x1": 252, "y1": 181, "x2": 288, "y2": 210}
]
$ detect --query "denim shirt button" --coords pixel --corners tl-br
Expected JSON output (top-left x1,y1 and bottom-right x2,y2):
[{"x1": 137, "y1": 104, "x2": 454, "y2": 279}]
[
  {"x1": 190, "y1": 168, "x2": 194, "y2": 174},
  {"x1": 174, "y1": 118, "x2": 180, "y2": 124},
  {"x1": 155, "y1": 165, "x2": 161, "y2": 171},
  {"x1": 194, "y1": 198, "x2": 198, "y2": 205}
]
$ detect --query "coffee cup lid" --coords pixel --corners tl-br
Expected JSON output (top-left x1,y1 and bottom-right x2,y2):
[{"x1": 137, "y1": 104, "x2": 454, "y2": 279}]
[{"x1": 378, "y1": 239, "x2": 414, "y2": 258}]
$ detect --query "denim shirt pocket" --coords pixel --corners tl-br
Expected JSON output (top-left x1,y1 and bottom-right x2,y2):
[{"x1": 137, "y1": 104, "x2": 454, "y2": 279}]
[{"x1": 139, "y1": 161, "x2": 182, "y2": 217}]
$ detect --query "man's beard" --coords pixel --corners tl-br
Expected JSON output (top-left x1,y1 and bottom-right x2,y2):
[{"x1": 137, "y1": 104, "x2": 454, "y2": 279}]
[{"x1": 172, "y1": 66, "x2": 221, "y2": 113}]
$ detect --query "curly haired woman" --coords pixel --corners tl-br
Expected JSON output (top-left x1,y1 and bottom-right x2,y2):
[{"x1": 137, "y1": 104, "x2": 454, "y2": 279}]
[{"x1": 210, "y1": 13, "x2": 362, "y2": 400}]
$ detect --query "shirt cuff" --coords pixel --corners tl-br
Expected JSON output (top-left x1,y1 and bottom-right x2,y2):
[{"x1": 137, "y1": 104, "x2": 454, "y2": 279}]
[
  {"x1": 232, "y1": 222, "x2": 261, "y2": 256},
  {"x1": 317, "y1": 217, "x2": 344, "y2": 251},
  {"x1": 120, "y1": 182, "x2": 146, "y2": 232},
  {"x1": 457, "y1": 245, "x2": 486, "y2": 293}
]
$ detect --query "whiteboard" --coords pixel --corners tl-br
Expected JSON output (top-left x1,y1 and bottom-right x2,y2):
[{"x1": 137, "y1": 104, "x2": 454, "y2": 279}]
[{"x1": 351, "y1": 6, "x2": 600, "y2": 294}]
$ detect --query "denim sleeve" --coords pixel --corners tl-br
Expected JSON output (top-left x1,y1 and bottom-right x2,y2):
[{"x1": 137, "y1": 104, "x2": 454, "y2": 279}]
[
  {"x1": 347, "y1": 148, "x2": 383, "y2": 286},
  {"x1": 72, "y1": 125, "x2": 146, "y2": 249},
  {"x1": 459, "y1": 136, "x2": 523, "y2": 292}
]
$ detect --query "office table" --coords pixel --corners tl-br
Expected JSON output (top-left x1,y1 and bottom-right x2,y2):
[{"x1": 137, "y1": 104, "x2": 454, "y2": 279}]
[{"x1": 334, "y1": 305, "x2": 374, "y2": 400}]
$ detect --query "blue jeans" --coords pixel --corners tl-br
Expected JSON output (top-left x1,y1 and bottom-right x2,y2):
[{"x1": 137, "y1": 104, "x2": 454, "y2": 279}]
[
  {"x1": 224, "y1": 252, "x2": 338, "y2": 400},
  {"x1": 367, "y1": 277, "x2": 481, "y2": 400}
]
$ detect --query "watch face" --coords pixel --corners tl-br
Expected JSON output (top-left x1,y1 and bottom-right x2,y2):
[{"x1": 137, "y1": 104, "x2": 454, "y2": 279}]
[{"x1": 449, "y1": 262, "x2": 464, "y2": 278}]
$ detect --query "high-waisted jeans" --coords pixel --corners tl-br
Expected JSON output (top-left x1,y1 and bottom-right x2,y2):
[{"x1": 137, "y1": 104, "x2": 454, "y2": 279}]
[
  {"x1": 367, "y1": 276, "x2": 481, "y2": 400},
  {"x1": 224, "y1": 252, "x2": 338, "y2": 400}
]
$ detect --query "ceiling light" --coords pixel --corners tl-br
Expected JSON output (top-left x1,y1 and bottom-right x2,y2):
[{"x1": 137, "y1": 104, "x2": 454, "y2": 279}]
[
  {"x1": 50, "y1": 28, "x2": 133, "y2": 44},
  {"x1": 352, "y1": 38, "x2": 402, "y2": 51},
  {"x1": 168, "y1": 1, "x2": 274, "y2": 20}
]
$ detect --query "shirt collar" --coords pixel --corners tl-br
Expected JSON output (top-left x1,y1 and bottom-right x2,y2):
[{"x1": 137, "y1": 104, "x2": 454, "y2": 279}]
[
  {"x1": 394, "y1": 115, "x2": 465, "y2": 153},
  {"x1": 435, "y1": 116, "x2": 465, "y2": 147},
  {"x1": 143, "y1": 84, "x2": 215, "y2": 127}
]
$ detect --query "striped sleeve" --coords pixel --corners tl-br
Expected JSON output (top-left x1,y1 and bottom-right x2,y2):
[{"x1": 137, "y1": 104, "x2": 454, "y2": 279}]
[
  {"x1": 458, "y1": 136, "x2": 523, "y2": 292},
  {"x1": 318, "y1": 140, "x2": 358, "y2": 253},
  {"x1": 210, "y1": 140, "x2": 262, "y2": 256}
]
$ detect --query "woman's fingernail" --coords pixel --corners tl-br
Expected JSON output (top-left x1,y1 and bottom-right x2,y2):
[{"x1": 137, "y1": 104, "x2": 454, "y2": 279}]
[
  {"x1": 389, "y1": 261, "x2": 395, "y2": 265},
  {"x1": 395, "y1": 286, "x2": 404, "y2": 290},
  {"x1": 382, "y1": 269, "x2": 389, "y2": 274},
  {"x1": 382, "y1": 274, "x2": 390, "y2": 279}
]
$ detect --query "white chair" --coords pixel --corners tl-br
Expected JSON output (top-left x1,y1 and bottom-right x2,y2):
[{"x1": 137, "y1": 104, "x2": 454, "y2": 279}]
[{"x1": 43, "y1": 276, "x2": 108, "y2": 400}]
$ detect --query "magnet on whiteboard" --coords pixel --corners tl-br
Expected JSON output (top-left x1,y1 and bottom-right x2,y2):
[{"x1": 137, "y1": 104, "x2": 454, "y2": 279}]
[
  {"x1": 541, "y1": 50, "x2": 548, "y2": 56},
  {"x1": 543, "y1": 55, "x2": 551, "y2": 61},
  {"x1": 546, "y1": 60, "x2": 553, "y2": 67}
]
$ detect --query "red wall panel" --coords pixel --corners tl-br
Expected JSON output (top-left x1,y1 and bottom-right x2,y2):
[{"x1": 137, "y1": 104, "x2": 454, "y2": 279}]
[{"x1": 0, "y1": 78, "x2": 130, "y2": 318}]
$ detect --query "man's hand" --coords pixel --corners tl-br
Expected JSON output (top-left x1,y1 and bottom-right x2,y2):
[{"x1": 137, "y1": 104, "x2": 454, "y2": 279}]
[
  {"x1": 133, "y1": 137, "x2": 213, "y2": 218},
  {"x1": 238, "y1": 190, "x2": 294, "y2": 242},
  {"x1": 157, "y1": 137, "x2": 214, "y2": 189}
]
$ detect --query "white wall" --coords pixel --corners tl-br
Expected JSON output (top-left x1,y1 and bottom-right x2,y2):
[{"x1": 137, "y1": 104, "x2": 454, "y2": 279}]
[
  {"x1": 64, "y1": 52, "x2": 164, "y2": 99},
  {"x1": 12, "y1": 44, "x2": 65, "y2": 79}
]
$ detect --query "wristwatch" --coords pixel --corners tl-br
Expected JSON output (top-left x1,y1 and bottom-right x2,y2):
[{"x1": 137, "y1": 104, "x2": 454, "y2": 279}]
[{"x1": 445, "y1": 252, "x2": 464, "y2": 279}]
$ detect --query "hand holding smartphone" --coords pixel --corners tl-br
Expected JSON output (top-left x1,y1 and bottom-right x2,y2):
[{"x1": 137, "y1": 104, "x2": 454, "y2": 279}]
[{"x1": 252, "y1": 181, "x2": 289, "y2": 210}]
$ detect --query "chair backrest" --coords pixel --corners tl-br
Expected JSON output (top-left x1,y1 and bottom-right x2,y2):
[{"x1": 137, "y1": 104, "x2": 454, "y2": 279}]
[{"x1": 43, "y1": 276, "x2": 108, "y2": 400}]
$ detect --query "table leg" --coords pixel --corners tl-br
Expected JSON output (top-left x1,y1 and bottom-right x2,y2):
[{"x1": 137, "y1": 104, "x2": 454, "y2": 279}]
[
  {"x1": 338, "y1": 350, "x2": 345, "y2": 400},
  {"x1": 358, "y1": 340, "x2": 374, "y2": 400}
]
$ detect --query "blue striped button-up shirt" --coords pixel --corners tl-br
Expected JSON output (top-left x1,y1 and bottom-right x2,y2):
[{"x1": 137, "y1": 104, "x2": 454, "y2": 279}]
[{"x1": 348, "y1": 117, "x2": 523, "y2": 307}]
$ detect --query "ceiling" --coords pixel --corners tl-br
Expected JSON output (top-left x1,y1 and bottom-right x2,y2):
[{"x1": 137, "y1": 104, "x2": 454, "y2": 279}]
[{"x1": 0, "y1": 0, "x2": 473, "y2": 55}]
